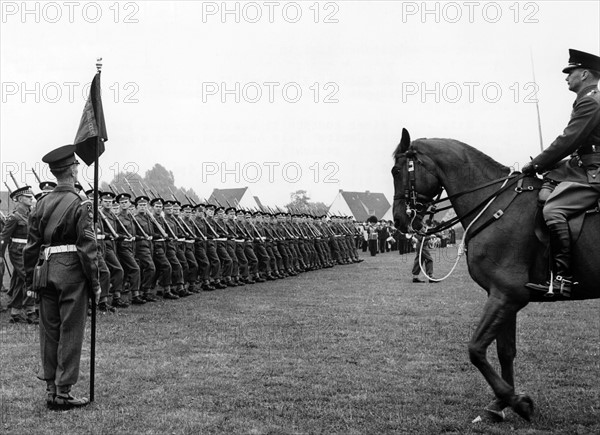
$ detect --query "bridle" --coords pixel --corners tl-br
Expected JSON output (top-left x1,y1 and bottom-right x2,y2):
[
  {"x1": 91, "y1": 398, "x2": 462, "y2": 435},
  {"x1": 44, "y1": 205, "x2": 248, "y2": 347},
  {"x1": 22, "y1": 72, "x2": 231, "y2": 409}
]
[
  {"x1": 392, "y1": 148, "x2": 443, "y2": 230},
  {"x1": 392, "y1": 147, "x2": 526, "y2": 236}
]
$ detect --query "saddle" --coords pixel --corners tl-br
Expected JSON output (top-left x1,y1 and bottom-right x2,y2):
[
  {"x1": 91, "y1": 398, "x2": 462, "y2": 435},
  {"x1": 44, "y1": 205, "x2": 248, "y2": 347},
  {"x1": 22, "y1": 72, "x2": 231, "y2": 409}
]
[{"x1": 534, "y1": 199, "x2": 600, "y2": 245}]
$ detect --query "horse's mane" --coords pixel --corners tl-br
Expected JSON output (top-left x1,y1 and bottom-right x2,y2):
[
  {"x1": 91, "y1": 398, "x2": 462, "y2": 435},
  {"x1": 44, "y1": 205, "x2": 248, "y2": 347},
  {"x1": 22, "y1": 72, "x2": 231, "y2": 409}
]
[{"x1": 394, "y1": 137, "x2": 510, "y2": 172}]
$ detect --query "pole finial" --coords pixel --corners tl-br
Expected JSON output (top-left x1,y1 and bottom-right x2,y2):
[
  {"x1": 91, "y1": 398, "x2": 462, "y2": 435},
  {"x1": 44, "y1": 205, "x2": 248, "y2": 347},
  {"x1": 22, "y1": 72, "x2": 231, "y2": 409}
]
[{"x1": 96, "y1": 57, "x2": 103, "y2": 73}]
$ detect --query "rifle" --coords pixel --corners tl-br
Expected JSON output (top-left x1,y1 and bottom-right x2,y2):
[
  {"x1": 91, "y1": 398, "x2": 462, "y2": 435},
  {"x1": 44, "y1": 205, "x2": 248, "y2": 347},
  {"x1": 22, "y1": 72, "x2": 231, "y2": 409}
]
[
  {"x1": 9, "y1": 172, "x2": 20, "y2": 189},
  {"x1": 107, "y1": 185, "x2": 134, "y2": 240},
  {"x1": 32, "y1": 168, "x2": 42, "y2": 185},
  {"x1": 4, "y1": 182, "x2": 13, "y2": 196},
  {"x1": 122, "y1": 179, "x2": 152, "y2": 240}
]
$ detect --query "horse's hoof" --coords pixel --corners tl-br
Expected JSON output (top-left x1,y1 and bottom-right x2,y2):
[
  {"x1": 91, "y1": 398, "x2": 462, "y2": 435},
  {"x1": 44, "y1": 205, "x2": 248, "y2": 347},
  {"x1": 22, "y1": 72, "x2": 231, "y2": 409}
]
[
  {"x1": 484, "y1": 407, "x2": 506, "y2": 422},
  {"x1": 484, "y1": 398, "x2": 507, "y2": 422},
  {"x1": 512, "y1": 394, "x2": 534, "y2": 421}
]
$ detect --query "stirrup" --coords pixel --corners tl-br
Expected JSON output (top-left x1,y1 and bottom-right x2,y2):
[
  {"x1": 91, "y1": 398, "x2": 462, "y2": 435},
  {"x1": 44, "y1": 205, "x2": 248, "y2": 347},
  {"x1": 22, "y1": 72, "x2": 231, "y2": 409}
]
[{"x1": 555, "y1": 275, "x2": 576, "y2": 298}]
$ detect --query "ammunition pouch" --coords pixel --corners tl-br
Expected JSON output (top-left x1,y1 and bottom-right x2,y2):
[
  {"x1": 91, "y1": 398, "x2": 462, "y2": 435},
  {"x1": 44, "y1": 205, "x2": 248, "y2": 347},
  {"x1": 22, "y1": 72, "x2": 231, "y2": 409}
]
[{"x1": 32, "y1": 257, "x2": 49, "y2": 291}]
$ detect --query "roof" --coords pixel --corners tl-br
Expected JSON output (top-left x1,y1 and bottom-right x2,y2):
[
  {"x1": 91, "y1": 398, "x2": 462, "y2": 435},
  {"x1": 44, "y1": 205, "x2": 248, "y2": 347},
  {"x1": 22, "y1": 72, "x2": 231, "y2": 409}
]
[
  {"x1": 207, "y1": 187, "x2": 248, "y2": 207},
  {"x1": 336, "y1": 191, "x2": 391, "y2": 222}
]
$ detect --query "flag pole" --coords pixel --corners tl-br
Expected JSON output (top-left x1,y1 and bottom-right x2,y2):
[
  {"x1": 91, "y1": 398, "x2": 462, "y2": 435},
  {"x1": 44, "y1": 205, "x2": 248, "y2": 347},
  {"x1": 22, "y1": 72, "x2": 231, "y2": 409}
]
[
  {"x1": 89, "y1": 57, "x2": 103, "y2": 403},
  {"x1": 530, "y1": 48, "x2": 544, "y2": 152}
]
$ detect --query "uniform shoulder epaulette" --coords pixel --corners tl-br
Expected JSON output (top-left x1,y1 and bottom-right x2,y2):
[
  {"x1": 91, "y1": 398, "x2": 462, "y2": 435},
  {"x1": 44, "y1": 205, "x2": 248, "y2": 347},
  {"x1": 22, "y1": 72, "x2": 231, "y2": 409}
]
[{"x1": 585, "y1": 88, "x2": 598, "y2": 97}]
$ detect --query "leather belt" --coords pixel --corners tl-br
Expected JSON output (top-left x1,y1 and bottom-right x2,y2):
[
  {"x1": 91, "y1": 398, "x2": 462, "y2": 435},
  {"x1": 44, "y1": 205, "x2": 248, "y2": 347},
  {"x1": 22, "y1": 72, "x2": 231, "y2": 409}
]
[
  {"x1": 44, "y1": 244, "x2": 77, "y2": 259},
  {"x1": 11, "y1": 238, "x2": 27, "y2": 244}
]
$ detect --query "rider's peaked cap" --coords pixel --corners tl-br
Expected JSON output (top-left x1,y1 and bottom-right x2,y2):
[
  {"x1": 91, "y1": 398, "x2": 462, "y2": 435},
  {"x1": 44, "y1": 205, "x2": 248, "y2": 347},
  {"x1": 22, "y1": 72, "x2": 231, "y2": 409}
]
[{"x1": 563, "y1": 49, "x2": 600, "y2": 73}]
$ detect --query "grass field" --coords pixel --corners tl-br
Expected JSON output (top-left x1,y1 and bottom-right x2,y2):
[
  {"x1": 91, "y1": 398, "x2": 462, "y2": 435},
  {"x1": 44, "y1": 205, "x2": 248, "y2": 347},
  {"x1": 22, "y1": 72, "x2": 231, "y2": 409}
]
[{"x1": 1, "y1": 247, "x2": 598, "y2": 434}]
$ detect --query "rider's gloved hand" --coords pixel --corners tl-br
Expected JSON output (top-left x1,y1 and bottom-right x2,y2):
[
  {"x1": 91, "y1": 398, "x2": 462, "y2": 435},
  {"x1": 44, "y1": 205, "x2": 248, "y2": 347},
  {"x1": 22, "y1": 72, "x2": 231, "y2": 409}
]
[{"x1": 521, "y1": 163, "x2": 537, "y2": 176}]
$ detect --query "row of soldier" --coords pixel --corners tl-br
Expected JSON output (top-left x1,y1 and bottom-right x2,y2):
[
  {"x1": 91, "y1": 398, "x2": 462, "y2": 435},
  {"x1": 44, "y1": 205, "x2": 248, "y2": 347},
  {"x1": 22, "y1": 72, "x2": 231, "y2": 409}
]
[{"x1": 0, "y1": 180, "x2": 364, "y2": 321}]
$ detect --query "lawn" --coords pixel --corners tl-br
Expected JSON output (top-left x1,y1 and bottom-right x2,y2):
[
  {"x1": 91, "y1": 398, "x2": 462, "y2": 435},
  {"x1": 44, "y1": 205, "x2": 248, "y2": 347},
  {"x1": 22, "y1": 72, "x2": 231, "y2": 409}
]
[{"x1": 1, "y1": 247, "x2": 598, "y2": 434}]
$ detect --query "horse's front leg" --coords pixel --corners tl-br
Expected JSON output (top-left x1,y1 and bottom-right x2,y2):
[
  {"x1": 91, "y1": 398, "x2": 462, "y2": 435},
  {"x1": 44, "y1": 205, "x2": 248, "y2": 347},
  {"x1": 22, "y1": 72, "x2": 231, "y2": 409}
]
[
  {"x1": 468, "y1": 295, "x2": 534, "y2": 421},
  {"x1": 484, "y1": 311, "x2": 517, "y2": 421}
]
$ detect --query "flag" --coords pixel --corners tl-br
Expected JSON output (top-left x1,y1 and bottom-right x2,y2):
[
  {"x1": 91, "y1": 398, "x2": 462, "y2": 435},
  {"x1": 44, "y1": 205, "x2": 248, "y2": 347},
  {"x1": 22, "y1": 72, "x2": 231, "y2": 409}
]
[{"x1": 74, "y1": 73, "x2": 107, "y2": 165}]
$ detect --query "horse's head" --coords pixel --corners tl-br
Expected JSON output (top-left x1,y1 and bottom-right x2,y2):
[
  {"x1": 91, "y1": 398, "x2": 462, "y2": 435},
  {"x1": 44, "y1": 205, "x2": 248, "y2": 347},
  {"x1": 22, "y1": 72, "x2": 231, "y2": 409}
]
[{"x1": 392, "y1": 128, "x2": 443, "y2": 234}]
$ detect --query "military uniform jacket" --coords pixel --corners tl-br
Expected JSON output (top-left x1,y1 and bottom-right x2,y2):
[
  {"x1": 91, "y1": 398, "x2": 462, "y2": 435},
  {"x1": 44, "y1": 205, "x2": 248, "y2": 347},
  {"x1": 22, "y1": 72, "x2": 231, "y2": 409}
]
[
  {"x1": 134, "y1": 212, "x2": 153, "y2": 241},
  {"x1": 0, "y1": 203, "x2": 29, "y2": 256},
  {"x1": 210, "y1": 217, "x2": 229, "y2": 239},
  {"x1": 116, "y1": 210, "x2": 136, "y2": 240},
  {"x1": 23, "y1": 185, "x2": 99, "y2": 289},
  {"x1": 162, "y1": 215, "x2": 179, "y2": 240},
  {"x1": 532, "y1": 85, "x2": 600, "y2": 184}
]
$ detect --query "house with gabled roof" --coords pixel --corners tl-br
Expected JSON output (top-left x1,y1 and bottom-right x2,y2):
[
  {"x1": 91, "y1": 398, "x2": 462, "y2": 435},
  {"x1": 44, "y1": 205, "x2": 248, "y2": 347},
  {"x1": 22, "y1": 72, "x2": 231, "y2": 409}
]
[
  {"x1": 207, "y1": 187, "x2": 262, "y2": 210},
  {"x1": 328, "y1": 190, "x2": 391, "y2": 222}
]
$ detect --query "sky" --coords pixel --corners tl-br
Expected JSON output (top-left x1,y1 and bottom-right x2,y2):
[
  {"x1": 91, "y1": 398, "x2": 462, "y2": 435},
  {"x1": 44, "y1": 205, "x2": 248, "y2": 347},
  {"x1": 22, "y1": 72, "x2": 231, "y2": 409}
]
[{"x1": 1, "y1": 0, "x2": 599, "y2": 209}]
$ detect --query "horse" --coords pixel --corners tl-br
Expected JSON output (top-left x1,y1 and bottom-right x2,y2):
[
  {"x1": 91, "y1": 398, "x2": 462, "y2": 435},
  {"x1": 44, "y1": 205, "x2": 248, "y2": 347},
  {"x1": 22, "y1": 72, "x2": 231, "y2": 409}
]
[{"x1": 391, "y1": 128, "x2": 600, "y2": 422}]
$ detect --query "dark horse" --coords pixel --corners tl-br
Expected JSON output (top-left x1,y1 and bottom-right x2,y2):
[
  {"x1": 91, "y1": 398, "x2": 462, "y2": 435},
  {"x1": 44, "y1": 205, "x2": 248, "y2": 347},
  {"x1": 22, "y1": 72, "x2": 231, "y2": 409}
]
[{"x1": 392, "y1": 129, "x2": 599, "y2": 421}]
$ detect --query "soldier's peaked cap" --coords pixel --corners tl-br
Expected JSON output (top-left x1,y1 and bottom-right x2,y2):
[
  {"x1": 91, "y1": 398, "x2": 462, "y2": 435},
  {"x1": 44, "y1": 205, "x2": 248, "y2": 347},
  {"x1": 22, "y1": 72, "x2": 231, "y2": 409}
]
[
  {"x1": 42, "y1": 144, "x2": 78, "y2": 170},
  {"x1": 135, "y1": 195, "x2": 150, "y2": 204},
  {"x1": 115, "y1": 192, "x2": 132, "y2": 202},
  {"x1": 10, "y1": 186, "x2": 33, "y2": 200},
  {"x1": 563, "y1": 49, "x2": 600, "y2": 73},
  {"x1": 39, "y1": 181, "x2": 57, "y2": 191},
  {"x1": 100, "y1": 191, "x2": 115, "y2": 200},
  {"x1": 150, "y1": 197, "x2": 163, "y2": 206}
]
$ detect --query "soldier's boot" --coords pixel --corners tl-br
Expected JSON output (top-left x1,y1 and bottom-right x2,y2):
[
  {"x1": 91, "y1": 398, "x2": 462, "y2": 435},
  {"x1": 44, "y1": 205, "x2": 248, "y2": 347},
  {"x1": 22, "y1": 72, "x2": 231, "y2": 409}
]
[
  {"x1": 526, "y1": 221, "x2": 576, "y2": 297},
  {"x1": 214, "y1": 280, "x2": 228, "y2": 289},
  {"x1": 254, "y1": 273, "x2": 266, "y2": 283},
  {"x1": 9, "y1": 310, "x2": 28, "y2": 324},
  {"x1": 131, "y1": 292, "x2": 146, "y2": 305},
  {"x1": 202, "y1": 280, "x2": 216, "y2": 291},
  {"x1": 163, "y1": 285, "x2": 180, "y2": 300},
  {"x1": 26, "y1": 310, "x2": 39, "y2": 324},
  {"x1": 187, "y1": 282, "x2": 200, "y2": 294},
  {"x1": 111, "y1": 296, "x2": 130, "y2": 308},
  {"x1": 51, "y1": 386, "x2": 89, "y2": 410},
  {"x1": 235, "y1": 276, "x2": 245, "y2": 286},
  {"x1": 176, "y1": 284, "x2": 192, "y2": 297},
  {"x1": 143, "y1": 291, "x2": 159, "y2": 302},
  {"x1": 45, "y1": 381, "x2": 57, "y2": 407},
  {"x1": 225, "y1": 277, "x2": 237, "y2": 287}
]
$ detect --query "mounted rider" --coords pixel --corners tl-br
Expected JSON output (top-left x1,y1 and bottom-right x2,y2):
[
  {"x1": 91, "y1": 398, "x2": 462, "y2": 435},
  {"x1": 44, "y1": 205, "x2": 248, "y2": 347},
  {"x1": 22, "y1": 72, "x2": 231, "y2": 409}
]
[{"x1": 523, "y1": 49, "x2": 600, "y2": 297}]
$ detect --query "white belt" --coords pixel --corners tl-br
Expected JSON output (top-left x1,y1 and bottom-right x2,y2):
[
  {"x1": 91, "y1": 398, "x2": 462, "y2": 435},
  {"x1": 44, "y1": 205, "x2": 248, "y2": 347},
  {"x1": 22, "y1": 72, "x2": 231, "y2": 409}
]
[
  {"x1": 11, "y1": 238, "x2": 27, "y2": 244},
  {"x1": 44, "y1": 244, "x2": 77, "y2": 259},
  {"x1": 215, "y1": 238, "x2": 227, "y2": 242},
  {"x1": 96, "y1": 234, "x2": 106, "y2": 240},
  {"x1": 235, "y1": 239, "x2": 245, "y2": 243},
  {"x1": 185, "y1": 240, "x2": 194, "y2": 244},
  {"x1": 154, "y1": 238, "x2": 165, "y2": 242}
]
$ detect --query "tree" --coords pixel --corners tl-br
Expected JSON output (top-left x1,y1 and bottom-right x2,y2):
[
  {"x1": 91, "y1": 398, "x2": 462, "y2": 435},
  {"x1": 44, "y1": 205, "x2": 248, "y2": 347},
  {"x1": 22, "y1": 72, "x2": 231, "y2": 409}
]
[
  {"x1": 101, "y1": 163, "x2": 199, "y2": 203},
  {"x1": 285, "y1": 190, "x2": 328, "y2": 216}
]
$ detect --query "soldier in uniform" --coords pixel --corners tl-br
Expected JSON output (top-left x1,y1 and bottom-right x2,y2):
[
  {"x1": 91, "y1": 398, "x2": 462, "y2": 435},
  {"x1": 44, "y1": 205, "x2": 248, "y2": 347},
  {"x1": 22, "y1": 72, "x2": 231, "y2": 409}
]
[
  {"x1": 0, "y1": 199, "x2": 6, "y2": 296},
  {"x1": 114, "y1": 193, "x2": 144, "y2": 305},
  {"x1": 0, "y1": 185, "x2": 37, "y2": 323},
  {"x1": 524, "y1": 49, "x2": 600, "y2": 297},
  {"x1": 132, "y1": 195, "x2": 158, "y2": 302},
  {"x1": 99, "y1": 191, "x2": 127, "y2": 308},
  {"x1": 176, "y1": 203, "x2": 200, "y2": 293},
  {"x1": 193, "y1": 204, "x2": 223, "y2": 289},
  {"x1": 162, "y1": 200, "x2": 188, "y2": 297},
  {"x1": 206, "y1": 204, "x2": 234, "y2": 287},
  {"x1": 85, "y1": 189, "x2": 114, "y2": 313},
  {"x1": 149, "y1": 198, "x2": 178, "y2": 299},
  {"x1": 23, "y1": 144, "x2": 99, "y2": 409}
]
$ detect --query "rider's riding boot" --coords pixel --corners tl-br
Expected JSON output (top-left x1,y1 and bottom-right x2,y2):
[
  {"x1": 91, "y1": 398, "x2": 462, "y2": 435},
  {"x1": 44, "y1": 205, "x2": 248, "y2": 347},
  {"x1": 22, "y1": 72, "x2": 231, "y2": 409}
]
[
  {"x1": 548, "y1": 221, "x2": 574, "y2": 297},
  {"x1": 526, "y1": 221, "x2": 574, "y2": 297}
]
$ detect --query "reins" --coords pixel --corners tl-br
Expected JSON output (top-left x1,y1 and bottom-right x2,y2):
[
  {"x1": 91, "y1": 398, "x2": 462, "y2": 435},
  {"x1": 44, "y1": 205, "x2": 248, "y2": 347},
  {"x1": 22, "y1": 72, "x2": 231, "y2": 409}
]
[{"x1": 393, "y1": 147, "x2": 538, "y2": 282}]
